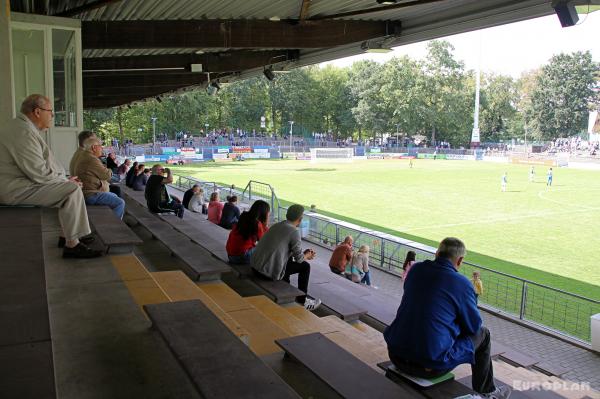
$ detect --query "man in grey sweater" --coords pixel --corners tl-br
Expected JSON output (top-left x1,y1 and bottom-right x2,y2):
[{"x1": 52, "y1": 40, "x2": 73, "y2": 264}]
[{"x1": 251, "y1": 204, "x2": 322, "y2": 310}]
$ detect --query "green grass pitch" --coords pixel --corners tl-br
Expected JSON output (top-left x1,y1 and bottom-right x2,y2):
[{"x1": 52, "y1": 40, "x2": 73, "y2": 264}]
[{"x1": 173, "y1": 158, "x2": 600, "y2": 301}]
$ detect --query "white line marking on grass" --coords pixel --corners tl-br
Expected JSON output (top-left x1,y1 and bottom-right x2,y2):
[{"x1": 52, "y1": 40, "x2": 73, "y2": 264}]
[
  {"x1": 537, "y1": 189, "x2": 599, "y2": 211},
  {"x1": 400, "y1": 205, "x2": 600, "y2": 232}
]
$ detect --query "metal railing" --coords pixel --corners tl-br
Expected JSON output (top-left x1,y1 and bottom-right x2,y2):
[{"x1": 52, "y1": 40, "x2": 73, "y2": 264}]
[
  {"x1": 172, "y1": 175, "x2": 240, "y2": 202},
  {"x1": 274, "y1": 207, "x2": 600, "y2": 342},
  {"x1": 240, "y1": 180, "x2": 280, "y2": 223},
  {"x1": 171, "y1": 175, "x2": 600, "y2": 343}
]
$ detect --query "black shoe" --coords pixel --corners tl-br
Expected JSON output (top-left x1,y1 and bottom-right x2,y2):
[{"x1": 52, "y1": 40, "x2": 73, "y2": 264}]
[
  {"x1": 58, "y1": 235, "x2": 95, "y2": 248},
  {"x1": 62, "y1": 243, "x2": 103, "y2": 259}
]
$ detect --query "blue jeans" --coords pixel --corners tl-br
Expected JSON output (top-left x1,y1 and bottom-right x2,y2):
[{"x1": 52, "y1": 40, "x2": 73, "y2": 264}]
[
  {"x1": 361, "y1": 270, "x2": 371, "y2": 286},
  {"x1": 86, "y1": 192, "x2": 125, "y2": 219},
  {"x1": 228, "y1": 247, "x2": 255, "y2": 265}
]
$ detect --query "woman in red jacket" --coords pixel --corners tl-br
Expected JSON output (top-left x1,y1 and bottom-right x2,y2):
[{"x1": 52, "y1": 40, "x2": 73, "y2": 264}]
[{"x1": 226, "y1": 200, "x2": 270, "y2": 264}]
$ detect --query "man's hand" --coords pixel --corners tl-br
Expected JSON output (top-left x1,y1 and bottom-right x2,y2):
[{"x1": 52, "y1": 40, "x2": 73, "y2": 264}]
[
  {"x1": 303, "y1": 248, "x2": 316, "y2": 260},
  {"x1": 68, "y1": 176, "x2": 83, "y2": 187}
]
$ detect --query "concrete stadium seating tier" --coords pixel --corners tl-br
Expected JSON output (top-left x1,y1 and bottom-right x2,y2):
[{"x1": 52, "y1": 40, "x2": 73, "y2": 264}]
[
  {"x1": 144, "y1": 300, "x2": 300, "y2": 399},
  {"x1": 122, "y1": 186, "x2": 304, "y2": 304},
  {"x1": 0, "y1": 208, "x2": 56, "y2": 399},
  {"x1": 122, "y1": 190, "x2": 231, "y2": 281},
  {"x1": 111, "y1": 186, "x2": 600, "y2": 399}
]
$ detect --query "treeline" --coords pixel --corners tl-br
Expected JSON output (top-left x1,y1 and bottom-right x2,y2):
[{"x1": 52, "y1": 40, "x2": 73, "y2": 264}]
[{"x1": 85, "y1": 40, "x2": 598, "y2": 147}]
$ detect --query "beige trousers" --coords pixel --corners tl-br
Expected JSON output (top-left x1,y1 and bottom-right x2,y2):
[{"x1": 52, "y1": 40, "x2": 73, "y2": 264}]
[{"x1": 13, "y1": 181, "x2": 91, "y2": 240}]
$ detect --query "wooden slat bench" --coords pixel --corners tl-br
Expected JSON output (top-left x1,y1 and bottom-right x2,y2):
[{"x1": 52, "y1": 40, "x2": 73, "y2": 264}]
[
  {"x1": 275, "y1": 332, "x2": 421, "y2": 399},
  {"x1": 144, "y1": 300, "x2": 301, "y2": 399},
  {"x1": 124, "y1": 200, "x2": 230, "y2": 281},
  {"x1": 0, "y1": 208, "x2": 56, "y2": 399},
  {"x1": 87, "y1": 205, "x2": 142, "y2": 253}
]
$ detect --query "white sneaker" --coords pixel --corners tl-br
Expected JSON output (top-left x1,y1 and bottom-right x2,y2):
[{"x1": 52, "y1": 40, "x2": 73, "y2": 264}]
[
  {"x1": 304, "y1": 298, "x2": 322, "y2": 311},
  {"x1": 475, "y1": 385, "x2": 512, "y2": 399}
]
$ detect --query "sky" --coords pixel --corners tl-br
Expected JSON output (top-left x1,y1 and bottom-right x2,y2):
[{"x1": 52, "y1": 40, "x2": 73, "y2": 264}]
[{"x1": 323, "y1": 12, "x2": 600, "y2": 78}]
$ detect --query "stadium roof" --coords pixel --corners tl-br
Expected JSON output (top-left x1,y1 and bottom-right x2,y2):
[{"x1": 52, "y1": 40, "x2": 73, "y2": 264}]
[{"x1": 8, "y1": 0, "x2": 579, "y2": 108}]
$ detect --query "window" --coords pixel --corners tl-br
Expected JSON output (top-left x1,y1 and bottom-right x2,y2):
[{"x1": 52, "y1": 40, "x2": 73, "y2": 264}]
[{"x1": 52, "y1": 29, "x2": 76, "y2": 127}]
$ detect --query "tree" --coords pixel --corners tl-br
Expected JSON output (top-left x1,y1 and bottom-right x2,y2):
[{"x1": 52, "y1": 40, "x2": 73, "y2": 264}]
[
  {"x1": 526, "y1": 51, "x2": 599, "y2": 140},
  {"x1": 346, "y1": 60, "x2": 387, "y2": 140},
  {"x1": 313, "y1": 65, "x2": 356, "y2": 138},
  {"x1": 479, "y1": 74, "x2": 519, "y2": 142},
  {"x1": 380, "y1": 56, "x2": 423, "y2": 139},
  {"x1": 417, "y1": 40, "x2": 472, "y2": 146}
]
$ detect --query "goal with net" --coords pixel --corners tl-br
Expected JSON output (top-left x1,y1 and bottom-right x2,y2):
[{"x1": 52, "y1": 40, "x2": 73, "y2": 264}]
[{"x1": 309, "y1": 148, "x2": 354, "y2": 163}]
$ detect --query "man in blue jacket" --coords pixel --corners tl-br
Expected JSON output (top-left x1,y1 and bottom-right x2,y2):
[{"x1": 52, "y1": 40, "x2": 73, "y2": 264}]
[{"x1": 384, "y1": 237, "x2": 510, "y2": 399}]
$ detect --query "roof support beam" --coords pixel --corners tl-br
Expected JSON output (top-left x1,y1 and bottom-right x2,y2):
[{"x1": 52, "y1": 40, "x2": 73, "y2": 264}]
[
  {"x1": 83, "y1": 72, "x2": 211, "y2": 91},
  {"x1": 299, "y1": 0, "x2": 312, "y2": 21},
  {"x1": 55, "y1": 0, "x2": 123, "y2": 17},
  {"x1": 82, "y1": 19, "x2": 401, "y2": 49},
  {"x1": 83, "y1": 50, "x2": 299, "y2": 73}
]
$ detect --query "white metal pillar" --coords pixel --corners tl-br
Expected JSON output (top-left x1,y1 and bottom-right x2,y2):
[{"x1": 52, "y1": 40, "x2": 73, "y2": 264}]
[{"x1": 0, "y1": 0, "x2": 14, "y2": 124}]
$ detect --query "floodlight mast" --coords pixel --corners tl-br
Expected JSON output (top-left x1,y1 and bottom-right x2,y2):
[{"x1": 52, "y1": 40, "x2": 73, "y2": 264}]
[
  {"x1": 289, "y1": 121, "x2": 294, "y2": 155},
  {"x1": 151, "y1": 116, "x2": 157, "y2": 154}
]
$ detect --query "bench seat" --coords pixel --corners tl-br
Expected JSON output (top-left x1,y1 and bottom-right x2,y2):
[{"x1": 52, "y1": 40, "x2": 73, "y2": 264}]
[
  {"x1": 276, "y1": 332, "x2": 420, "y2": 399},
  {"x1": 87, "y1": 205, "x2": 142, "y2": 253},
  {"x1": 145, "y1": 300, "x2": 300, "y2": 399}
]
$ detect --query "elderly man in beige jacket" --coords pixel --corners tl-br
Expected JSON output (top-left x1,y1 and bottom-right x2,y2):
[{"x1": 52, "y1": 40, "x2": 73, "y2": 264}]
[
  {"x1": 0, "y1": 94, "x2": 102, "y2": 258},
  {"x1": 74, "y1": 136, "x2": 125, "y2": 219}
]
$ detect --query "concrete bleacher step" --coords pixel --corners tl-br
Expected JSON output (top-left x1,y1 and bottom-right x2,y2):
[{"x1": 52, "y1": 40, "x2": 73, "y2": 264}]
[
  {"x1": 110, "y1": 255, "x2": 170, "y2": 312},
  {"x1": 307, "y1": 281, "x2": 368, "y2": 321},
  {"x1": 284, "y1": 305, "x2": 340, "y2": 334},
  {"x1": 0, "y1": 208, "x2": 56, "y2": 399},
  {"x1": 318, "y1": 316, "x2": 389, "y2": 366},
  {"x1": 151, "y1": 271, "x2": 249, "y2": 343},
  {"x1": 155, "y1": 205, "x2": 305, "y2": 305},
  {"x1": 144, "y1": 300, "x2": 300, "y2": 399},
  {"x1": 349, "y1": 320, "x2": 386, "y2": 344},
  {"x1": 44, "y1": 233, "x2": 202, "y2": 399},
  {"x1": 87, "y1": 205, "x2": 142, "y2": 253},
  {"x1": 500, "y1": 349, "x2": 540, "y2": 368},
  {"x1": 197, "y1": 282, "x2": 290, "y2": 356},
  {"x1": 532, "y1": 361, "x2": 570, "y2": 378},
  {"x1": 245, "y1": 296, "x2": 315, "y2": 336},
  {"x1": 457, "y1": 359, "x2": 600, "y2": 399},
  {"x1": 123, "y1": 199, "x2": 230, "y2": 281}
]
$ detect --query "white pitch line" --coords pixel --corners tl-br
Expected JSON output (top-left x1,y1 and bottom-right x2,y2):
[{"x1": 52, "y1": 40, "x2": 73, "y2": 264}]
[
  {"x1": 537, "y1": 189, "x2": 598, "y2": 211},
  {"x1": 399, "y1": 205, "x2": 600, "y2": 232}
]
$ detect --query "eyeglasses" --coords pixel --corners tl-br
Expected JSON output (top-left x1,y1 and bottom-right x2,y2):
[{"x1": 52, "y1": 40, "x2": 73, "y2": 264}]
[{"x1": 37, "y1": 108, "x2": 54, "y2": 116}]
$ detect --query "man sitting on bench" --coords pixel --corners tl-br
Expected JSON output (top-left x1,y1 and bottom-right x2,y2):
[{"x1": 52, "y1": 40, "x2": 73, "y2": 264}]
[
  {"x1": 251, "y1": 204, "x2": 322, "y2": 311},
  {"x1": 384, "y1": 237, "x2": 511, "y2": 399},
  {"x1": 0, "y1": 94, "x2": 101, "y2": 258},
  {"x1": 145, "y1": 164, "x2": 184, "y2": 218},
  {"x1": 75, "y1": 136, "x2": 126, "y2": 219}
]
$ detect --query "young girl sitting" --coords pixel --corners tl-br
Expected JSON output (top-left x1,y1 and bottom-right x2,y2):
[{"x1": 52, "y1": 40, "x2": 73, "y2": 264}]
[{"x1": 345, "y1": 245, "x2": 371, "y2": 286}]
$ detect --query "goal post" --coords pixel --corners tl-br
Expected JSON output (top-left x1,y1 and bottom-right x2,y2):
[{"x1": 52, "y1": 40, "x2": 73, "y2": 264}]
[{"x1": 309, "y1": 147, "x2": 354, "y2": 163}]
